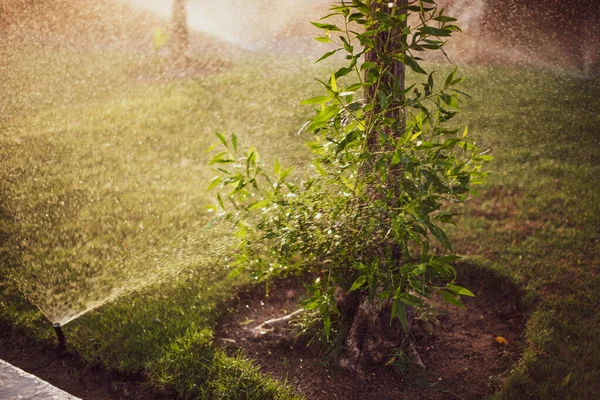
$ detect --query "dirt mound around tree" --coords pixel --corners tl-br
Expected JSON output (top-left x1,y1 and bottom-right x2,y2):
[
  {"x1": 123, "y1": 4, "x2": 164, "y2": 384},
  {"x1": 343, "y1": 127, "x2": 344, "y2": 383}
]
[{"x1": 217, "y1": 267, "x2": 525, "y2": 400}]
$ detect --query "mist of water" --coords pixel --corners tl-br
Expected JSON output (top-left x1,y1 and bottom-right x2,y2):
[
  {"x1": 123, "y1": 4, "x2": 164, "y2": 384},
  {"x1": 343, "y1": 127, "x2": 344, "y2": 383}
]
[
  {"x1": 442, "y1": 0, "x2": 599, "y2": 78},
  {"x1": 122, "y1": 0, "x2": 598, "y2": 76},
  {"x1": 1, "y1": 0, "x2": 598, "y2": 329},
  {"x1": 125, "y1": 0, "x2": 330, "y2": 53}
]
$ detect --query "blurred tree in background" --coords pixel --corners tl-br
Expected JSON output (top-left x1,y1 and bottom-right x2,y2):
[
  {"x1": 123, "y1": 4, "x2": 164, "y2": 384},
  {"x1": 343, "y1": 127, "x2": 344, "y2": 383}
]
[{"x1": 172, "y1": 0, "x2": 189, "y2": 66}]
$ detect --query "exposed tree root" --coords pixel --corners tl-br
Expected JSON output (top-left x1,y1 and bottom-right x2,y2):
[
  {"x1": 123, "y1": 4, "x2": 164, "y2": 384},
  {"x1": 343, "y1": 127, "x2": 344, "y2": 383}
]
[
  {"x1": 247, "y1": 292, "x2": 426, "y2": 381},
  {"x1": 250, "y1": 308, "x2": 305, "y2": 338},
  {"x1": 338, "y1": 295, "x2": 421, "y2": 381}
]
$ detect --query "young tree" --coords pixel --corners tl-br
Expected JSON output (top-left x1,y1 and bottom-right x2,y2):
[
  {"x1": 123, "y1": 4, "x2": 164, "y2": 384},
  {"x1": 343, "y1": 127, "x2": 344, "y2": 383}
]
[
  {"x1": 208, "y1": 0, "x2": 491, "y2": 379},
  {"x1": 171, "y1": 0, "x2": 189, "y2": 66}
]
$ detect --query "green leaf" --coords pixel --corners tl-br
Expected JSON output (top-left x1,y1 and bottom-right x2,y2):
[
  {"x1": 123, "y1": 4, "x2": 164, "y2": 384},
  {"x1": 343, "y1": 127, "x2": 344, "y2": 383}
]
[
  {"x1": 207, "y1": 176, "x2": 222, "y2": 191},
  {"x1": 435, "y1": 212, "x2": 457, "y2": 225},
  {"x1": 204, "y1": 215, "x2": 217, "y2": 230},
  {"x1": 232, "y1": 178, "x2": 246, "y2": 194},
  {"x1": 410, "y1": 131, "x2": 423, "y2": 141},
  {"x1": 315, "y1": 36, "x2": 332, "y2": 43},
  {"x1": 419, "y1": 26, "x2": 452, "y2": 37},
  {"x1": 415, "y1": 141, "x2": 437, "y2": 149},
  {"x1": 279, "y1": 166, "x2": 293, "y2": 181},
  {"x1": 406, "y1": 60, "x2": 428, "y2": 75},
  {"x1": 475, "y1": 154, "x2": 495, "y2": 162},
  {"x1": 346, "y1": 83, "x2": 363, "y2": 91},
  {"x1": 330, "y1": 72, "x2": 338, "y2": 92},
  {"x1": 378, "y1": 91, "x2": 389, "y2": 110},
  {"x1": 303, "y1": 297, "x2": 322, "y2": 311},
  {"x1": 209, "y1": 151, "x2": 234, "y2": 165},
  {"x1": 352, "y1": 2, "x2": 371, "y2": 15},
  {"x1": 315, "y1": 49, "x2": 341, "y2": 63},
  {"x1": 560, "y1": 373, "x2": 572, "y2": 387},
  {"x1": 433, "y1": 16, "x2": 458, "y2": 23},
  {"x1": 349, "y1": 275, "x2": 368, "y2": 292},
  {"x1": 227, "y1": 265, "x2": 245, "y2": 279},
  {"x1": 273, "y1": 158, "x2": 280, "y2": 176},
  {"x1": 435, "y1": 255, "x2": 461, "y2": 264},
  {"x1": 307, "y1": 104, "x2": 340, "y2": 132},
  {"x1": 216, "y1": 132, "x2": 227, "y2": 147},
  {"x1": 311, "y1": 22, "x2": 342, "y2": 31},
  {"x1": 411, "y1": 263, "x2": 427, "y2": 276},
  {"x1": 301, "y1": 95, "x2": 333, "y2": 105},
  {"x1": 408, "y1": 5, "x2": 435, "y2": 12},
  {"x1": 393, "y1": 299, "x2": 408, "y2": 330},
  {"x1": 246, "y1": 151, "x2": 256, "y2": 176},
  {"x1": 392, "y1": 53, "x2": 427, "y2": 75},
  {"x1": 438, "y1": 289, "x2": 466, "y2": 309},
  {"x1": 247, "y1": 199, "x2": 270, "y2": 210},
  {"x1": 340, "y1": 35, "x2": 353, "y2": 53},
  {"x1": 452, "y1": 88, "x2": 471, "y2": 98},
  {"x1": 231, "y1": 133, "x2": 238, "y2": 152},
  {"x1": 360, "y1": 61, "x2": 377, "y2": 71},
  {"x1": 336, "y1": 131, "x2": 359, "y2": 154},
  {"x1": 348, "y1": 12, "x2": 365, "y2": 23},
  {"x1": 206, "y1": 143, "x2": 218, "y2": 153},
  {"x1": 428, "y1": 222, "x2": 453, "y2": 251},
  {"x1": 319, "y1": 12, "x2": 340, "y2": 20},
  {"x1": 398, "y1": 294, "x2": 423, "y2": 306},
  {"x1": 422, "y1": 169, "x2": 449, "y2": 193},
  {"x1": 445, "y1": 67, "x2": 458, "y2": 87},
  {"x1": 447, "y1": 284, "x2": 476, "y2": 297},
  {"x1": 334, "y1": 67, "x2": 353, "y2": 79}
]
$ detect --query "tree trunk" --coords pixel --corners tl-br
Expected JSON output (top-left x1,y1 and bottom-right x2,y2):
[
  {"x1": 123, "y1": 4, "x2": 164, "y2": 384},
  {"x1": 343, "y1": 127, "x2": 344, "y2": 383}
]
[
  {"x1": 338, "y1": 293, "x2": 416, "y2": 379},
  {"x1": 172, "y1": 0, "x2": 189, "y2": 67},
  {"x1": 364, "y1": 0, "x2": 407, "y2": 152},
  {"x1": 339, "y1": 0, "x2": 420, "y2": 380}
]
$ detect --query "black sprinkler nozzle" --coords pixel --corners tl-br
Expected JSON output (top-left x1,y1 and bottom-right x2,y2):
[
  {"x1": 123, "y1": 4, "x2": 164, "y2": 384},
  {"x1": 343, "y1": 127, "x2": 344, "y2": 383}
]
[{"x1": 53, "y1": 323, "x2": 66, "y2": 352}]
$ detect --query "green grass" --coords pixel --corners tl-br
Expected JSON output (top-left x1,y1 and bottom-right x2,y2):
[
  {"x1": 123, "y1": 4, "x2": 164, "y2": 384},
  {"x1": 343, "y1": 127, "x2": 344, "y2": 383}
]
[
  {"x1": 452, "y1": 66, "x2": 600, "y2": 399},
  {"x1": 0, "y1": 51, "x2": 316, "y2": 325},
  {"x1": 0, "y1": 47, "x2": 314, "y2": 398},
  {"x1": 1, "y1": 46, "x2": 599, "y2": 399}
]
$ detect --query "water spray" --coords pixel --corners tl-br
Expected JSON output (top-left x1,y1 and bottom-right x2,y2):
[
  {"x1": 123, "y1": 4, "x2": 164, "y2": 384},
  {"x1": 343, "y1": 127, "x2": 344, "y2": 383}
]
[{"x1": 53, "y1": 323, "x2": 66, "y2": 352}]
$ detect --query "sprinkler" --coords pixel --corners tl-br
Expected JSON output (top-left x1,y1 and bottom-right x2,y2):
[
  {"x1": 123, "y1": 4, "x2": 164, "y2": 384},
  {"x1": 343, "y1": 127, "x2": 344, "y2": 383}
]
[{"x1": 53, "y1": 323, "x2": 66, "y2": 352}]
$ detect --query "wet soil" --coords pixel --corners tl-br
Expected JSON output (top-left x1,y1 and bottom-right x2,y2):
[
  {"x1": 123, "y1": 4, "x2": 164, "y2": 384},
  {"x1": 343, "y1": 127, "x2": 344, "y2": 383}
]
[
  {"x1": 0, "y1": 324, "x2": 172, "y2": 400},
  {"x1": 218, "y1": 269, "x2": 525, "y2": 400}
]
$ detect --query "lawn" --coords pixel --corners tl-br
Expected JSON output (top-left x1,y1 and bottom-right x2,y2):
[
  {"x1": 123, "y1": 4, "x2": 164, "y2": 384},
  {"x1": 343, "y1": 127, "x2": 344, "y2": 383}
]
[
  {"x1": 0, "y1": 47, "x2": 316, "y2": 398},
  {"x1": 1, "y1": 43, "x2": 599, "y2": 399},
  {"x1": 455, "y1": 66, "x2": 600, "y2": 399}
]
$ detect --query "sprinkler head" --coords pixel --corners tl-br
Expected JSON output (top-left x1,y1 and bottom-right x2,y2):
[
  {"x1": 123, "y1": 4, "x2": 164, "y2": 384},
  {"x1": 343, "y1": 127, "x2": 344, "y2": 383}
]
[{"x1": 53, "y1": 323, "x2": 66, "y2": 352}]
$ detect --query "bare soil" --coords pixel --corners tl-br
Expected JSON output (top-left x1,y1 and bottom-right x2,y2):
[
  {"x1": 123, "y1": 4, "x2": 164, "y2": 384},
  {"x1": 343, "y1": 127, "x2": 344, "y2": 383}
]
[
  {"x1": 0, "y1": 324, "x2": 172, "y2": 400},
  {"x1": 218, "y1": 268, "x2": 525, "y2": 400}
]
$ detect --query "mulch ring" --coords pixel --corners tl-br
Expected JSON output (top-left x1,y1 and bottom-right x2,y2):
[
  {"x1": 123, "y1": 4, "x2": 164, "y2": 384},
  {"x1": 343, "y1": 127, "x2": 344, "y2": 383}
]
[{"x1": 217, "y1": 267, "x2": 526, "y2": 400}]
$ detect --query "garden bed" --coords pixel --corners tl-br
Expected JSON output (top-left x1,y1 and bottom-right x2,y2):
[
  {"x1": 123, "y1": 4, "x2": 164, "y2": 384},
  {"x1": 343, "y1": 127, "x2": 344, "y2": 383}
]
[{"x1": 218, "y1": 266, "x2": 525, "y2": 400}]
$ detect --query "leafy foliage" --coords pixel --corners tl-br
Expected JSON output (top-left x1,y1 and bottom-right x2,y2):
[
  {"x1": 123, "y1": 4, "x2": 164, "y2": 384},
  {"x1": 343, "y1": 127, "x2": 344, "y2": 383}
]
[{"x1": 209, "y1": 0, "x2": 490, "y2": 340}]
